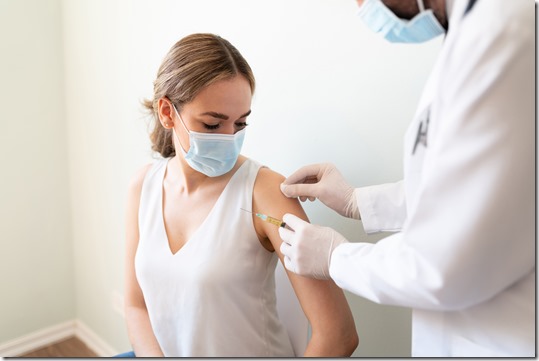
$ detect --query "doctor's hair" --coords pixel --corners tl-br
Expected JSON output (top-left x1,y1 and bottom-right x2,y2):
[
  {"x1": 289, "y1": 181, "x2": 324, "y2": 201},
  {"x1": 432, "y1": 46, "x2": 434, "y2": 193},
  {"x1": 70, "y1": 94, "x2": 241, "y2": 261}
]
[{"x1": 142, "y1": 33, "x2": 256, "y2": 158}]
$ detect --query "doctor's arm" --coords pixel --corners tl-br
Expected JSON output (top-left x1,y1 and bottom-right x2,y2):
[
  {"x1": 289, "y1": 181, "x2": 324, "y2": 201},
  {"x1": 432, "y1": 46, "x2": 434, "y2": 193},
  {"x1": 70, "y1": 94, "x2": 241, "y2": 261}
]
[
  {"x1": 123, "y1": 165, "x2": 165, "y2": 357},
  {"x1": 253, "y1": 168, "x2": 359, "y2": 356},
  {"x1": 355, "y1": 180, "x2": 406, "y2": 233},
  {"x1": 281, "y1": 163, "x2": 408, "y2": 233}
]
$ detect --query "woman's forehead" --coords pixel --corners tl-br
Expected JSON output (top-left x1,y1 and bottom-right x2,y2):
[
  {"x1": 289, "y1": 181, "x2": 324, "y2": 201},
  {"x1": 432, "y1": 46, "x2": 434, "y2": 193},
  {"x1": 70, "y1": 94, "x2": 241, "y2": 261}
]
[{"x1": 185, "y1": 77, "x2": 252, "y2": 116}]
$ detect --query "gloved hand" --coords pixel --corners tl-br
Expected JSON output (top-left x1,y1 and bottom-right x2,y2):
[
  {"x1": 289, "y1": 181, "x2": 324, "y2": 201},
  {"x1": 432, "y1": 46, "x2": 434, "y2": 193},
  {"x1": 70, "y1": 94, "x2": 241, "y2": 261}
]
[
  {"x1": 280, "y1": 163, "x2": 360, "y2": 220},
  {"x1": 279, "y1": 214, "x2": 348, "y2": 280}
]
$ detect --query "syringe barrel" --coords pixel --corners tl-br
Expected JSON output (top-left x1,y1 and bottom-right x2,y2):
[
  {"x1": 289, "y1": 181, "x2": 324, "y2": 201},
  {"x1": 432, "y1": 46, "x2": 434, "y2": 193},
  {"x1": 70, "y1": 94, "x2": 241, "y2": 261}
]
[{"x1": 265, "y1": 216, "x2": 284, "y2": 227}]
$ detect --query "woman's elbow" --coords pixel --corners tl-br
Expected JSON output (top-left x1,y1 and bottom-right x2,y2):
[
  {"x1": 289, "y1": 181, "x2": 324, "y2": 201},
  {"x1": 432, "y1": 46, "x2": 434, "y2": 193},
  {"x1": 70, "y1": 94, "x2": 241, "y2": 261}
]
[
  {"x1": 310, "y1": 324, "x2": 359, "y2": 356},
  {"x1": 342, "y1": 327, "x2": 359, "y2": 356},
  {"x1": 332, "y1": 301, "x2": 359, "y2": 355},
  {"x1": 339, "y1": 303, "x2": 359, "y2": 355}
]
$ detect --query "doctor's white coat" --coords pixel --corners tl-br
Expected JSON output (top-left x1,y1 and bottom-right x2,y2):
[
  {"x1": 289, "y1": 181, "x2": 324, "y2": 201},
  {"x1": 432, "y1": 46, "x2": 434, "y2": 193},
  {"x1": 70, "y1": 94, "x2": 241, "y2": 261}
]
[{"x1": 330, "y1": 0, "x2": 535, "y2": 357}]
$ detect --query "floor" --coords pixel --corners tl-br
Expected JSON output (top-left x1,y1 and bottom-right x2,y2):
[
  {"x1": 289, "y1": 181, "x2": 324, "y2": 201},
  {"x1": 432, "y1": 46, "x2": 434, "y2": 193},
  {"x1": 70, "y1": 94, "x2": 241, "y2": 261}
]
[{"x1": 17, "y1": 337, "x2": 98, "y2": 358}]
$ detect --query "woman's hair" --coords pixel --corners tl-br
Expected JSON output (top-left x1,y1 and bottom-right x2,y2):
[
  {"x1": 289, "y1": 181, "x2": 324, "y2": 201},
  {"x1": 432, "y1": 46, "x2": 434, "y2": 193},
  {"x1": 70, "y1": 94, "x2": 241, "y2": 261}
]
[{"x1": 143, "y1": 33, "x2": 255, "y2": 158}]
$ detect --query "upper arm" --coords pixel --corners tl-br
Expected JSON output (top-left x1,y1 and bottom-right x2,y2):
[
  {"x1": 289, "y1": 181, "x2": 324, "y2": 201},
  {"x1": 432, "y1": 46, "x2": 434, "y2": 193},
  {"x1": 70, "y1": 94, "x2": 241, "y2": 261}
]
[
  {"x1": 253, "y1": 168, "x2": 356, "y2": 344},
  {"x1": 124, "y1": 163, "x2": 152, "y2": 309}
]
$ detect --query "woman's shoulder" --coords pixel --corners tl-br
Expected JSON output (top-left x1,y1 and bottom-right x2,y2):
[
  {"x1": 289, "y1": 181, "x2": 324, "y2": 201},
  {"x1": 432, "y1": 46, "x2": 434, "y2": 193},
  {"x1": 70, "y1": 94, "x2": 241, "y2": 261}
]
[
  {"x1": 126, "y1": 162, "x2": 155, "y2": 198},
  {"x1": 128, "y1": 157, "x2": 169, "y2": 190},
  {"x1": 238, "y1": 157, "x2": 285, "y2": 187},
  {"x1": 252, "y1": 164, "x2": 287, "y2": 203},
  {"x1": 251, "y1": 162, "x2": 308, "y2": 241},
  {"x1": 256, "y1": 166, "x2": 285, "y2": 185}
]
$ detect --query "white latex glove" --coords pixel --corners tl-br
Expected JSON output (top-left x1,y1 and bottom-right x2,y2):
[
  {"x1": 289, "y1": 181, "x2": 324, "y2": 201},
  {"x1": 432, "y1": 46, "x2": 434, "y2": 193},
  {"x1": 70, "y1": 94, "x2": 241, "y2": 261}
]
[
  {"x1": 280, "y1": 163, "x2": 360, "y2": 220},
  {"x1": 279, "y1": 214, "x2": 348, "y2": 280}
]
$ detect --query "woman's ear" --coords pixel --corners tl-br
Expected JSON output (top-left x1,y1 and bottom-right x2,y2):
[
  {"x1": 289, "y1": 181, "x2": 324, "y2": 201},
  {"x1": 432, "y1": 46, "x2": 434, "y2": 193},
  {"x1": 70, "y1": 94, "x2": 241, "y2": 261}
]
[{"x1": 157, "y1": 97, "x2": 174, "y2": 129}]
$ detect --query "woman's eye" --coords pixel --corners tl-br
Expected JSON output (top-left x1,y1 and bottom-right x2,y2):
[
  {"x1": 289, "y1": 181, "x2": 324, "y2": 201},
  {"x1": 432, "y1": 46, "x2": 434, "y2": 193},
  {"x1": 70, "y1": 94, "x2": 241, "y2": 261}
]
[
  {"x1": 203, "y1": 123, "x2": 220, "y2": 130},
  {"x1": 236, "y1": 122, "x2": 249, "y2": 128}
]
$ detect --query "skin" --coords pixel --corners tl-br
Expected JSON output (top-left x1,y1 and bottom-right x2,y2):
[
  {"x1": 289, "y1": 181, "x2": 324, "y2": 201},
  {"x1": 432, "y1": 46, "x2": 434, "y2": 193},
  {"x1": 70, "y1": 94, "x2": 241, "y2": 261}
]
[
  {"x1": 356, "y1": 0, "x2": 448, "y2": 30},
  {"x1": 124, "y1": 76, "x2": 358, "y2": 356}
]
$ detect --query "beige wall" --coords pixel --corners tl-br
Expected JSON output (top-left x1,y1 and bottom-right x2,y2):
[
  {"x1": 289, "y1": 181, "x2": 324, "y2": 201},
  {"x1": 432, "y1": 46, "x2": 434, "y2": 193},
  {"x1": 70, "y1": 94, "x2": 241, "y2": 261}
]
[
  {"x1": 0, "y1": 0, "x2": 75, "y2": 342},
  {"x1": 2, "y1": 0, "x2": 443, "y2": 356}
]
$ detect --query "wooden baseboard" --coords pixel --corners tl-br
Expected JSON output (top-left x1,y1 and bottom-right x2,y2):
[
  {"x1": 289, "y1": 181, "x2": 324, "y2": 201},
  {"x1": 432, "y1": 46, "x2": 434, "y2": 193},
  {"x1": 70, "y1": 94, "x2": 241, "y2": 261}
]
[
  {"x1": 0, "y1": 321, "x2": 76, "y2": 357},
  {"x1": 74, "y1": 320, "x2": 118, "y2": 356},
  {"x1": 0, "y1": 320, "x2": 117, "y2": 357}
]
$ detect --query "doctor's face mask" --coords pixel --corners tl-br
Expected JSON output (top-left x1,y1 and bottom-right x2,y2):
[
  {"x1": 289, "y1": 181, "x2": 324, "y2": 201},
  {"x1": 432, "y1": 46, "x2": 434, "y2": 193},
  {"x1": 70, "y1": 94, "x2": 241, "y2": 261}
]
[
  {"x1": 172, "y1": 104, "x2": 246, "y2": 177},
  {"x1": 358, "y1": 0, "x2": 445, "y2": 43}
]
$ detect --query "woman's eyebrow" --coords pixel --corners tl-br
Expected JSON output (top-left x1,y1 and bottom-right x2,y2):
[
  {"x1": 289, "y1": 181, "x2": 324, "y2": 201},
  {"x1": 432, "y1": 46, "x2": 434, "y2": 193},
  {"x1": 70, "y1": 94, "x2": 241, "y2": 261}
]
[
  {"x1": 240, "y1": 110, "x2": 252, "y2": 118},
  {"x1": 200, "y1": 110, "x2": 252, "y2": 120}
]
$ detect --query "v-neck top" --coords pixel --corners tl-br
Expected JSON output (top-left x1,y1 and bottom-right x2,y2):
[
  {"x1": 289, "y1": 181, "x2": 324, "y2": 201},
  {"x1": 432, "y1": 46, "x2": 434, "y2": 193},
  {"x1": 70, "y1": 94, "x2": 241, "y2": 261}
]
[{"x1": 135, "y1": 157, "x2": 294, "y2": 357}]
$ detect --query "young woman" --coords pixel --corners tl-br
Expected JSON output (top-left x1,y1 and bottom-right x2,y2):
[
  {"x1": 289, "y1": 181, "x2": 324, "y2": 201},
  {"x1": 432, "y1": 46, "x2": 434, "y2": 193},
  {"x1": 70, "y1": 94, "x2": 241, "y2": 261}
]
[{"x1": 123, "y1": 33, "x2": 358, "y2": 357}]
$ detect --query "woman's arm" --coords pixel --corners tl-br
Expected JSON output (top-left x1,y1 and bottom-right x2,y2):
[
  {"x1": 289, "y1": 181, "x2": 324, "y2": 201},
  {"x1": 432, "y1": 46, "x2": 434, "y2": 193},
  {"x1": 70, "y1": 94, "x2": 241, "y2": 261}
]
[
  {"x1": 124, "y1": 164, "x2": 165, "y2": 357},
  {"x1": 253, "y1": 168, "x2": 359, "y2": 356}
]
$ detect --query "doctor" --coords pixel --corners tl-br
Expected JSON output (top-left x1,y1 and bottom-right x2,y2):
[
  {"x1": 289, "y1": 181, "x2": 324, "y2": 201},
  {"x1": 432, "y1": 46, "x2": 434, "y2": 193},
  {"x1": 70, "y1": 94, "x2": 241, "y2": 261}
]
[{"x1": 278, "y1": 0, "x2": 534, "y2": 357}]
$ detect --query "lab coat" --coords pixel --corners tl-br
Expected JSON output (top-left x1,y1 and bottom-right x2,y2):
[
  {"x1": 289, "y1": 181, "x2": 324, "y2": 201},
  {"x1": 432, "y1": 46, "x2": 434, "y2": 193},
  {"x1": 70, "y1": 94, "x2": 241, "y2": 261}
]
[{"x1": 330, "y1": 0, "x2": 535, "y2": 357}]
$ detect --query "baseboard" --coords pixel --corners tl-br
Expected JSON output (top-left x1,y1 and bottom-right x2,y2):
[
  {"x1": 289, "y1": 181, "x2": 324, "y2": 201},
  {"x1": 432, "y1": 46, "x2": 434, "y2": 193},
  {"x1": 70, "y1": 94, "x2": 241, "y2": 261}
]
[
  {"x1": 0, "y1": 319, "x2": 118, "y2": 357},
  {"x1": 0, "y1": 320, "x2": 76, "y2": 357},
  {"x1": 75, "y1": 320, "x2": 118, "y2": 357}
]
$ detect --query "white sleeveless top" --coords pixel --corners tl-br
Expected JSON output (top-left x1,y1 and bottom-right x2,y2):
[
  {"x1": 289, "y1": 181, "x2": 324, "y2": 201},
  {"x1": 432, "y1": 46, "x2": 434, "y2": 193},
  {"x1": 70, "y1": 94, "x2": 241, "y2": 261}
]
[{"x1": 135, "y1": 158, "x2": 294, "y2": 357}]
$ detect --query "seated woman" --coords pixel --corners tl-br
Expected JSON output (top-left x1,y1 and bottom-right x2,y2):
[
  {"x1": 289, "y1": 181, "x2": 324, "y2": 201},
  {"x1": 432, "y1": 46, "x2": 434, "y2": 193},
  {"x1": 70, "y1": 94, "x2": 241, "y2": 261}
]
[{"x1": 123, "y1": 33, "x2": 358, "y2": 357}]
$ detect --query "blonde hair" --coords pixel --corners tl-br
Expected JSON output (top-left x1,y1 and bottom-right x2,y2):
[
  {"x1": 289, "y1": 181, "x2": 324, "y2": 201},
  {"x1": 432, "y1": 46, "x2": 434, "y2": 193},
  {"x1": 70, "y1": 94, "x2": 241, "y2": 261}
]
[{"x1": 143, "y1": 33, "x2": 255, "y2": 157}]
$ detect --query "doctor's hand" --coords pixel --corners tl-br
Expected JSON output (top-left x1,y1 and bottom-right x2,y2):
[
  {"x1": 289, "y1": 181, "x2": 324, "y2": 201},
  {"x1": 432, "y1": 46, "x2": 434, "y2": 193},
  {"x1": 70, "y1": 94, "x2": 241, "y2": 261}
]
[
  {"x1": 280, "y1": 163, "x2": 360, "y2": 220},
  {"x1": 279, "y1": 214, "x2": 348, "y2": 280}
]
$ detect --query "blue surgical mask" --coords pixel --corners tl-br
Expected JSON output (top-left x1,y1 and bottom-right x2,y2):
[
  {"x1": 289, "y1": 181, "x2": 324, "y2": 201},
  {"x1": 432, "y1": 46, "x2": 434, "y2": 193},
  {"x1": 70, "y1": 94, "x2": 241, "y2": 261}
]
[
  {"x1": 358, "y1": 0, "x2": 445, "y2": 43},
  {"x1": 172, "y1": 105, "x2": 245, "y2": 177}
]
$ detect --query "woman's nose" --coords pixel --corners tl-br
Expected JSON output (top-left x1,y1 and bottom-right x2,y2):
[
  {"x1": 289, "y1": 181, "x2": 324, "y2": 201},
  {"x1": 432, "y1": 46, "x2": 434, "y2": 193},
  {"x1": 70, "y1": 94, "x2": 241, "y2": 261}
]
[{"x1": 221, "y1": 124, "x2": 237, "y2": 135}]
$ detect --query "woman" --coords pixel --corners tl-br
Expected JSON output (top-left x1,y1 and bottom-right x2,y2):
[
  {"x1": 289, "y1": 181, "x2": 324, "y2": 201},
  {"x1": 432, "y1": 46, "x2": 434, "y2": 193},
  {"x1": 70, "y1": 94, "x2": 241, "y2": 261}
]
[{"x1": 123, "y1": 33, "x2": 358, "y2": 357}]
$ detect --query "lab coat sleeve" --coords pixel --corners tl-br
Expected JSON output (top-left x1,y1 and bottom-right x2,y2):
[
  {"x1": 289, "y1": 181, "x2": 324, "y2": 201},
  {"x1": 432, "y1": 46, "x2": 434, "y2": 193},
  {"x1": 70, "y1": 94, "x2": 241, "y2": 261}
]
[
  {"x1": 356, "y1": 181, "x2": 406, "y2": 234},
  {"x1": 330, "y1": 2, "x2": 535, "y2": 311}
]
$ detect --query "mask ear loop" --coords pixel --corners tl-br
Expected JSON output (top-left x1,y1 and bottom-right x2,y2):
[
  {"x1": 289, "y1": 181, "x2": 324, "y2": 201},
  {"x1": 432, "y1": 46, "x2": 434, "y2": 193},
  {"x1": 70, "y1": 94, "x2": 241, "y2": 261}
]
[
  {"x1": 172, "y1": 104, "x2": 191, "y2": 134},
  {"x1": 416, "y1": 0, "x2": 425, "y2": 12},
  {"x1": 171, "y1": 104, "x2": 190, "y2": 154}
]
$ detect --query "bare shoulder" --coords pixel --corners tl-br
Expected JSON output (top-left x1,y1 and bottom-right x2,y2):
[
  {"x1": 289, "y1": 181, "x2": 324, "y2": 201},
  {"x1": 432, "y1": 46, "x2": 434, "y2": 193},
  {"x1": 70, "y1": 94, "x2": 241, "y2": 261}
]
[
  {"x1": 253, "y1": 166, "x2": 308, "y2": 222},
  {"x1": 253, "y1": 167, "x2": 287, "y2": 206},
  {"x1": 252, "y1": 165, "x2": 307, "y2": 251},
  {"x1": 255, "y1": 167, "x2": 285, "y2": 190},
  {"x1": 125, "y1": 163, "x2": 154, "y2": 257},
  {"x1": 127, "y1": 163, "x2": 154, "y2": 199}
]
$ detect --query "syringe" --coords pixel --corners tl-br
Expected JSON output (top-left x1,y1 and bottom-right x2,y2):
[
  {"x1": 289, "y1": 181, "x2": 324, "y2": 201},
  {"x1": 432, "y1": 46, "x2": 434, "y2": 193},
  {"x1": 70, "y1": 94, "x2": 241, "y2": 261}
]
[{"x1": 240, "y1": 208, "x2": 290, "y2": 229}]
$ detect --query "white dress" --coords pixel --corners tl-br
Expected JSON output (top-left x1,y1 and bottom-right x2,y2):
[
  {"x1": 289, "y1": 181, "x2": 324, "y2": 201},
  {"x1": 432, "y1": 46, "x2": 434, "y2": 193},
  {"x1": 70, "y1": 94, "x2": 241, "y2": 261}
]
[{"x1": 135, "y1": 158, "x2": 294, "y2": 357}]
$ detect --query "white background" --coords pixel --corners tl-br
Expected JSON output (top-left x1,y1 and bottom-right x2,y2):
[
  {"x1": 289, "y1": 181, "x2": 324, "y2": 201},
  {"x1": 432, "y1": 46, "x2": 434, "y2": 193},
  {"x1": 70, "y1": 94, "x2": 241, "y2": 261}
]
[{"x1": 0, "y1": 0, "x2": 443, "y2": 356}]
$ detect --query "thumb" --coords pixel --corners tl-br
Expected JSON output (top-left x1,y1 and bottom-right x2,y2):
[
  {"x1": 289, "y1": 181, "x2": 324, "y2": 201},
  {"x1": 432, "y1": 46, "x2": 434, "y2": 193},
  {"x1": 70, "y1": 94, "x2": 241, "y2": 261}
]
[
  {"x1": 282, "y1": 164, "x2": 324, "y2": 185},
  {"x1": 280, "y1": 182, "x2": 320, "y2": 200}
]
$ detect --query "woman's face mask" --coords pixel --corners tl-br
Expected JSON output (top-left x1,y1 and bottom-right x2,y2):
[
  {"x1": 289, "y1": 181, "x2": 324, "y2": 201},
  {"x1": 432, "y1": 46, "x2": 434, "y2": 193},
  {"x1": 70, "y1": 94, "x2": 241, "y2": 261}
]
[
  {"x1": 358, "y1": 0, "x2": 445, "y2": 43},
  {"x1": 172, "y1": 104, "x2": 245, "y2": 178}
]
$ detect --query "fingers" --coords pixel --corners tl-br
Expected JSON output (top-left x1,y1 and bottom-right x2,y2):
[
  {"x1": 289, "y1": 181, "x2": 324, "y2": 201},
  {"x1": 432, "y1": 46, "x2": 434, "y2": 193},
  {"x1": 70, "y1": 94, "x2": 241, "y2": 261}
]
[
  {"x1": 282, "y1": 252, "x2": 296, "y2": 274},
  {"x1": 281, "y1": 163, "x2": 331, "y2": 200},
  {"x1": 278, "y1": 213, "x2": 307, "y2": 247},
  {"x1": 298, "y1": 195, "x2": 316, "y2": 202},
  {"x1": 282, "y1": 213, "x2": 307, "y2": 230},
  {"x1": 278, "y1": 225, "x2": 294, "y2": 244},
  {"x1": 279, "y1": 239, "x2": 292, "y2": 257},
  {"x1": 281, "y1": 164, "x2": 324, "y2": 186},
  {"x1": 279, "y1": 224, "x2": 296, "y2": 274},
  {"x1": 280, "y1": 183, "x2": 319, "y2": 200}
]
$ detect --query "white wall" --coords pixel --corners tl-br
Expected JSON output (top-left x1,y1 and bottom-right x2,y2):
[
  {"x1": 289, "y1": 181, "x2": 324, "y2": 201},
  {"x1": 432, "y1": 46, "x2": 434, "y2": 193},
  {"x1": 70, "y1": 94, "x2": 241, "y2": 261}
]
[
  {"x1": 2, "y1": 0, "x2": 442, "y2": 357},
  {"x1": 0, "y1": 0, "x2": 75, "y2": 343}
]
